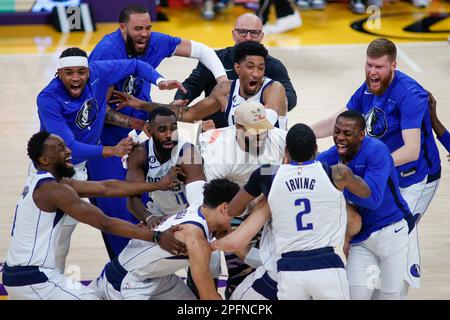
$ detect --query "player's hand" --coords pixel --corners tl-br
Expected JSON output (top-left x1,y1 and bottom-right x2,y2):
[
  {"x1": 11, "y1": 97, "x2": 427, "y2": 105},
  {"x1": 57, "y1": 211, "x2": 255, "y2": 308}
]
[
  {"x1": 113, "y1": 136, "x2": 137, "y2": 157},
  {"x1": 331, "y1": 164, "x2": 351, "y2": 189},
  {"x1": 157, "y1": 166, "x2": 184, "y2": 190},
  {"x1": 145, "y1": 215, "x2": 165, "y2": 230},
  {"x1": 170, "y1": 99, "x2": 189, "y2": 108},
  {"x1": 158, "y1": 80, "x2": 187, "y2": 94},
  {"x1": 447, "y1": 154, "x2": 450, "y2": 163},
  {"x1": 201, "y1": 119, "x2": 215, "y2": 132},
  {"x1": 109, "y1": 90, "x2": 146, "y2": 111},
  {"x1": 427, "y1": 90, "x2": 437, "y2": 117},
  {"x1": 215, "y1": 75, "x2": 228, "y2": 84},
  {"x1": 159, "y1": 225, "x2": 187, "y2": 255}
]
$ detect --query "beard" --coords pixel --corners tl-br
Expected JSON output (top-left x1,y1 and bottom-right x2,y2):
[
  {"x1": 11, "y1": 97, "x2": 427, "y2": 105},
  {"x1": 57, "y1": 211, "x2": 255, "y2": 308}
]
[
  {"x1": 366, "y1": 70, "x2": 393, "y2": 96},
  {"x1": 153, "y1": 138, "x2": 178, "y2": 160},
  {"x1": 126, "y1": 33, "x2": 148, "y2": 56},
  {"x1": 55, "y1": 162, "x2": 76, "y2": 179}
]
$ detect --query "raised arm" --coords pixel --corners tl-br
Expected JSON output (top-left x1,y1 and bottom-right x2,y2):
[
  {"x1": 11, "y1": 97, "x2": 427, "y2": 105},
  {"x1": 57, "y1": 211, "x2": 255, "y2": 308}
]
[
  {"x1": 262, "y1": 81, "x2": 288, "y2": 117},
  {"x1": 310, "y1": 107, "x2": 347, "y2": 139}
]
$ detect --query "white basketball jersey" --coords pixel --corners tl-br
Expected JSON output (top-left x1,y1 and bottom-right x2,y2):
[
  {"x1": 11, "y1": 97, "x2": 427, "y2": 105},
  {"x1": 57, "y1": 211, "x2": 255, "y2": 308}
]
[
  {"x1": 199, "y1": 125, "x2": 286, "y2": 187},
  {"x1": 145, "y1": 139, "x2": 192, "y2": 216},
  {"x1": 118, "y1": 205, "x2": 210, "y2": 280},
  {"x1": 225, "y1": 78, "x2": 287, "y2": 130},
  {"x1": 267, "y1": 161, "x2": 347, "y2": 255},
  {"x1": 259, "y1": 221, "x2": 278, "y2": 280},
  {"x1": 6, "y1": 172, "x2": 66, "y2": 268}
]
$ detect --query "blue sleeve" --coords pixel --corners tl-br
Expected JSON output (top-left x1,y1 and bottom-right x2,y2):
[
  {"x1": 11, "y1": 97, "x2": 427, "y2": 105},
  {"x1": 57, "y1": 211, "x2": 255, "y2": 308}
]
[
  {"x1": 37, "y1": 94, "x2": 103, "y2": 160},
  {"x1": 344, "y1": 146, "x2": 389, "y2": 209},
  {"x1": 399, "y1": 91, "x2": 427, "y2": 130},
  {"x1": 91, "y1": 59, "x2": 163, "y2": 86},
  {"x1": 438, "y1": 130, "x2": 450, "y2": 153},
  {"x1": 243, "y1": 165, "x2": 278, "y2": 198},
  {"x1": 316, "y1": 147, "x2": 338, "y2": 165},
  {"x1": 152, "y1": 32, "x2": 182, "y2": 60},
  {"x1": 346, "y1": 84, "x2": 364, "y2": 111}
]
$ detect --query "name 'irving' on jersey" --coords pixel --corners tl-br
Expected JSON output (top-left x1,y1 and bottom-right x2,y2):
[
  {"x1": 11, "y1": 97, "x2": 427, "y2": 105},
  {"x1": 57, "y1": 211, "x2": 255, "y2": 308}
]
[{"x1": 284, "y1": 175, "x2": 316, "y2": 192}]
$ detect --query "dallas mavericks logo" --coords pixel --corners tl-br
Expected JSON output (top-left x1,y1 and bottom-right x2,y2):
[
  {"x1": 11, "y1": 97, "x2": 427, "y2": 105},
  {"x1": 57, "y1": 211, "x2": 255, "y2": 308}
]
[
  {"x1": 122, "y1": 75, "x2": 144, "y2": 95},
  {"x1": 76, "y1": 98, "x2": 98, "y2": 129},
  {"x1": 410, "y1": 264, "x2": 421, "y2": 278},
  {"x1": 365, "y1": 107, "x2": 388, "y2": 138}
]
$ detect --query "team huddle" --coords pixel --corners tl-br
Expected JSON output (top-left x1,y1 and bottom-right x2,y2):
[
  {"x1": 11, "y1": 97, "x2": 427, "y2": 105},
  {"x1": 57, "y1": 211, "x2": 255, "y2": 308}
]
[{"x1": 2, "y1": 4, "x2": 450, "y2": 300}]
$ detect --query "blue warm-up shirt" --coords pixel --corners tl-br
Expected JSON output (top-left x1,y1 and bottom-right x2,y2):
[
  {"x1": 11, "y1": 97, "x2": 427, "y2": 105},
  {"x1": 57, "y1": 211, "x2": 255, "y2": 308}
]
[
  {"x1": 37, "y1": 59, "x2": 162, "y2": 164},
  {"x1": 347, "y1": 70, "x2": 441, "y2": 188},
  {"x1": 317, "y1": 137, "x2": 412, "y2": 243}
]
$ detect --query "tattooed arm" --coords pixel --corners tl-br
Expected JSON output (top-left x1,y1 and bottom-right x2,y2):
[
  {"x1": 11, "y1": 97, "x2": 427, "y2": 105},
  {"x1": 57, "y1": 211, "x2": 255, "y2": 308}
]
[{"x1": 104, "y1": 106, "x2": 146, "y2": 130}]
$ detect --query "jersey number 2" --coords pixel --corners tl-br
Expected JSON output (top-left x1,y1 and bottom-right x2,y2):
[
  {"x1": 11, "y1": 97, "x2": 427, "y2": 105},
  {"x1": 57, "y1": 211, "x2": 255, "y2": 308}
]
[{"x1": 295, "y1": 198, "x2": 312, "y2": 231}]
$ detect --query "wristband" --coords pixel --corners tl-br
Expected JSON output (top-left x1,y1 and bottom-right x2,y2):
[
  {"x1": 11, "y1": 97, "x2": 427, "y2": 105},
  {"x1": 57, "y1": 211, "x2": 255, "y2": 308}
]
[{"x1": 152, "y1": 230, "x2": 161, "y2": 244}]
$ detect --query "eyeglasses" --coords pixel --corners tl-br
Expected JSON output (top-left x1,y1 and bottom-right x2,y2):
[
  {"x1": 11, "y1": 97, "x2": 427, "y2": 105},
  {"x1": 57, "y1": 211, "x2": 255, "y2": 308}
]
[{"x1": 234, "y1": 29, "x2": 262, "y2": 38}]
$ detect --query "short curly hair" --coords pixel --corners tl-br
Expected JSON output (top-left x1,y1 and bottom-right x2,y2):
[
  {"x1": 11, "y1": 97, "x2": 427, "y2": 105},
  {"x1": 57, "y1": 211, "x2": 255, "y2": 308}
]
[
  {"x1": 27, "y1": 131, "x2": 51, "y2": 165},
  {"x1": 286, "y1": 123, "x2": 317, "y2": 162},
  {"x1": 203, "y1": 178, "x2": 240, "y2": 208},
  {"x1": 234, "y1": 41, "x2": 268, "y2": 64}
]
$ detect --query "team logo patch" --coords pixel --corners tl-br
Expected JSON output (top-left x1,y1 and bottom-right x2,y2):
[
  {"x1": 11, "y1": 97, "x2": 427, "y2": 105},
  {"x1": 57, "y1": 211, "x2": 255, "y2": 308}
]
[
  {"x1": 75, "y1": 98, "x2": 99, "y2": 129},
  {"x1": 122, "y1": 75, "x2": 144, "y2": 95},
  {"x1": 410, "y1": 264, "x2": 421, "y2": 278},
  {"x1": 365, "y1": 107, "x2": 388, "y2": 138}
]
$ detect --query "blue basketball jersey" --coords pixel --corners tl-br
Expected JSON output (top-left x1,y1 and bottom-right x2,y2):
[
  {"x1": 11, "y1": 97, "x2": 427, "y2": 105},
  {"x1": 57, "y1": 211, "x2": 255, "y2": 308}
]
[
  {"x1": 317, "y1": 136, "x2": 412, "y2": 243},
  {"x1": 347, "y1": 70, "x2": 441, "y2": 187}
]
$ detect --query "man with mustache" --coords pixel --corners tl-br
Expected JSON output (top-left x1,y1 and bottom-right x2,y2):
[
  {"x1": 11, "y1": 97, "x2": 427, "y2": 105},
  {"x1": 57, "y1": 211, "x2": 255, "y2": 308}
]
[
  {"x1": 87, "y1": 3, "x2": 227, "y2": 258},
  {"x1": 2, "y1": 132, "x2": 186, "y2": 300},
  {"x1": 310, "y1": 38, "x2": 441, "y2": 299}
]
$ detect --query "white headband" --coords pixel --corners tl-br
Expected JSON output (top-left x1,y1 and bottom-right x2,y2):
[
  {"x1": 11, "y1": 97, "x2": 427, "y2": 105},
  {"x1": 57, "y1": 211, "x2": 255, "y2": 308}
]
[{"x1": 58, "y1": 56, "x2": 89, "y2": 69}]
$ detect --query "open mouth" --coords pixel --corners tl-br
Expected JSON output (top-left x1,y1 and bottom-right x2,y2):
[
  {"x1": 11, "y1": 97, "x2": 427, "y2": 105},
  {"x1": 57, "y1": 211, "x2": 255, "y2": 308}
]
[
  {"x1": 162, "y1": 141, "x2": 174, "y2": 149},
  {"x1": 336, "y1": 144, "x2": 349, "y2": 155},
  {"x1": 70, "y1": 84, "x2": 82, "y2": 96},
  {"x1": 247, "y1": 80, "x2": 258, "y2": 91},
  {"x1": 135, "y1": 38, "x2": 148, "y2": 50},
  {"x1": 64, "y1": 156, "x2": 74, "y2": 168},
  {"x1": 369, "y1": 77, "x2": 380, "y2": 89}
]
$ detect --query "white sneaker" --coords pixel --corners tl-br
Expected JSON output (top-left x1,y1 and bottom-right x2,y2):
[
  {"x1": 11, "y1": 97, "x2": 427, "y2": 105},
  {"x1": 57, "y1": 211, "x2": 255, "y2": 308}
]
[
  {"x1": 350, "y1": 0, "x2": 366, "y2": 14},
  {"x1": 310, "y1": 0, "x2": 326, "y2": 10},
  {"x1": 412, "y1": 0, "x2": 429, "y2": 8},
  {"x1": 202, "y1": 0, "x2": 215, "y2": 20},
  {"x1": 366, "y1": 0, "x2": 383, "y2": 8},
  {"x1": 296, "y1": 0, "x2": 311, "y2": 10},
  {"x1": 265, "y1": 11, "x2": 302, "y2": 35}
]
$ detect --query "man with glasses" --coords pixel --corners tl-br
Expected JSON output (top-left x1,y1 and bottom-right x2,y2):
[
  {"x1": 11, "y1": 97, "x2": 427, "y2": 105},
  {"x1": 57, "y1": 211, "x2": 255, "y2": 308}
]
[{"x1": 174, "y1": 13, "x2": 297, "y2": 128}]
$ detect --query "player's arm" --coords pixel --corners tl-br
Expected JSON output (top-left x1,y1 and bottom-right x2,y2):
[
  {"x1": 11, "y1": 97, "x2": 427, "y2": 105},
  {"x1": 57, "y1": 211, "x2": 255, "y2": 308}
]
[
  {"x1": 211, "y1": 198, "x2": 270, "y2": 253},
  {"x1": 343, "y1": 203, "x2": 362, "y2": 258},
  {"x1": 125, "y1": 144, "x2": 154, "y2": 223},
  {"x1": 177, "y1": 81, "x2": 230, "y2": 122},
  {"x1": 173, "y1": 39, "x2": 227, "y2": 83},
  {"x1": 262, "y1": 81, "x2": 288, "y2": 118},
  {"x1": 310, "y1": 107, "x2": 347, "y2": 139},
  {"x1": 391, "y1": 129, "x2": 421, "y2": 166},
  {"x1": 428, "y1": 92, "x2": 450, "y2": 157},
  {"x1": 61, "y1": 167, "x2": 181, "y2": 198},
  {"x1": 331, "y1": 164, "x2": 371, "y2": 198},
  {"x1": 178, "y1": 144, "x2": 207, "y2": 206},
  {"x1": 266, "y1": 58, "x2": 297, "y2": 111},
  {"x1": 174, "y1": 60, "x2": 214, "y2": 103},
  {"x1": 104, "y1": 106, "x2": 146, "y2": 130},
  {"x1": 181, "y1": 224, "x2": 222, "y2": 300}
]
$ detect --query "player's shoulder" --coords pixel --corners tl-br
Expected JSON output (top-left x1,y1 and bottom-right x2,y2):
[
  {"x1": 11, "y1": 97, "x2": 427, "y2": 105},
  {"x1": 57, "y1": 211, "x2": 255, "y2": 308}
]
[{"x1": 361, "y1": 136, "x2": 390, "y2": 157}]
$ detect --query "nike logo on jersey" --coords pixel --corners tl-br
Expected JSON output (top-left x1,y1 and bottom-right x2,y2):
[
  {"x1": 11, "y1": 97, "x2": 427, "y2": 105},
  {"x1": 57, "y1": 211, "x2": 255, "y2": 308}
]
[
  {"x1": 224, "y1": 69, "x2": 234, "y2": 72},
  {"x1": 394, "y1": 226, "x2": 405, "y2": 233},
  {"x1": 149, "y1": 165, "x2": 160, "y2": 169},
  {"x1": 364, "y1": 90, "x2": 372, "y2": 95},
  {"x1": 64, "y1": 100, "x2": 71, "y2": 104},
  {"x1": 90, "y1": 78, "x2": 99, "y2": 86}
]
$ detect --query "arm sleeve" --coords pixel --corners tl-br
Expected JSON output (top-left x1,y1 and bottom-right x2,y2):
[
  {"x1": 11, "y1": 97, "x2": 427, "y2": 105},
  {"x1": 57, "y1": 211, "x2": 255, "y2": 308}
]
[
  {"x1": 92, "y1": 59, "x2": 163, "y2": 86},
  {"x1": 189, "y1": 41, "x2": 226, "y2": 80},
  {"x1": 266, "y1": 58, "x2": 297, "y2": 111},
  {"x1": 437, "y1": 130, "x2": 450, "y2": 153},
  {"x1": 174, "y1": 61, "x2": 214, "y2": 102},
  {"x1": 37, "y1": 94, "x2": 103, "y2": 160},
  {"x1": 344, "y1": 147, "x2": 389, "y2": 209}
]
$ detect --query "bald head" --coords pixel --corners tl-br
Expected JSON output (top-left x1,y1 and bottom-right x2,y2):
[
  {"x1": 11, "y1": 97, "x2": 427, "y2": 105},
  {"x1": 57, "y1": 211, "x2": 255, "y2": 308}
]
[{"x1": 232, "y1": 13, "x2": 264, "y2": 44}]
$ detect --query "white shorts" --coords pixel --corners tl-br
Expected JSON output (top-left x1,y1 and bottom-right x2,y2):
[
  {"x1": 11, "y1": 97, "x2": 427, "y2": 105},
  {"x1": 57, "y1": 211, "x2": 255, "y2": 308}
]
[
  {"x1": 400, "y1": 176, "x2": 440, "y2": 288},
  {"x1": 277, "y1": 247, "x2": 349, "y2": 300},
  {"x1": 230, "y1": 266, "x2": 277, "y2": 300},
  {"x1": 346, "y1": 219, "x2": 409, "y2": 299},
  {"x1": 4, "y1": 266, "x2": 98, "y2": 300},
  {"x1": 92, "y1": 260, "x2": 196, "y2": 300}
]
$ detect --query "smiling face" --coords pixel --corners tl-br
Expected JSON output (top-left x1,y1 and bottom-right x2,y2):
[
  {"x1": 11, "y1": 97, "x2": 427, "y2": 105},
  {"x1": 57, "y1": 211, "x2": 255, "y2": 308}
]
[
  {"x1": 365, "y1": 54, "x2": 396, "y2": 96},
  {"x1": 120, "y1": 13, "x2": 152, "y2": 55},
  {"x1": 40, "y1": 134, "x2": 75, "y2": 179},
  {"x1": 58, "y1": 66, "x2": 89, "y2": 98},
  {"x1": 333, "y1": 117, "x2": 365, "y2": 163},
  {"x1": 235, "y1": 55, "x2": 265, "y2": 98}
]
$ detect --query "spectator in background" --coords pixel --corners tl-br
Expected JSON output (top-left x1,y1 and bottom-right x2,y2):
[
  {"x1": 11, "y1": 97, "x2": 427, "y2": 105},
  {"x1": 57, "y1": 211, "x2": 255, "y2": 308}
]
[
  {"x1": 174, "y1": 13, "x2": 297, "y2": 128},
  {"x1": 258, "y1": 0, "x2": 302, "y2": 35},
  {"x1": 296, "y1": 0, "x2": 327, "y2": 11}
]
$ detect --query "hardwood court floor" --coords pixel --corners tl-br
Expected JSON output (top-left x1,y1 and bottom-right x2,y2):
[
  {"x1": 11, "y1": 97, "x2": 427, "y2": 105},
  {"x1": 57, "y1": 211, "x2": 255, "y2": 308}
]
[{"x1": 0, "y1": 2, "x2": 449, "y2": 300}]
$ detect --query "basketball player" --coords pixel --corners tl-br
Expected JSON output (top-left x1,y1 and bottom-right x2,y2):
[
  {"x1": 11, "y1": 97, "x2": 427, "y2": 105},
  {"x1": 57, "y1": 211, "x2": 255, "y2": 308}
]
[
  {"x1": 117, "y1": 41, "x2": 288, "y2": 130},
  {"x1": 2, "y1": 132, "x2": 186, "y2": 300},
  {"x1": 126, "y1": 107, "x2": 206, "y2": 224},
  {"x1": 87, "y1": 3, "x2": 227, "y2": 257},
  {"x1": 220, "y1": 123, "x2": 370, "y2": 300},
  {"x1": 37, "y1": 47, "x2": 183, "y2": 272},
  {"x1": 317, "y1": 110, "x2": 415, "y2": 300},
  {"x1": 199, "y1": 101, "x2": 286, "y2": 297},
  {"x1": 91, "y1": 179, "x2": 240, "y2": 300},
  {"x1": 310, "y1": 38, "x2": 441, "y2": 297}
]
